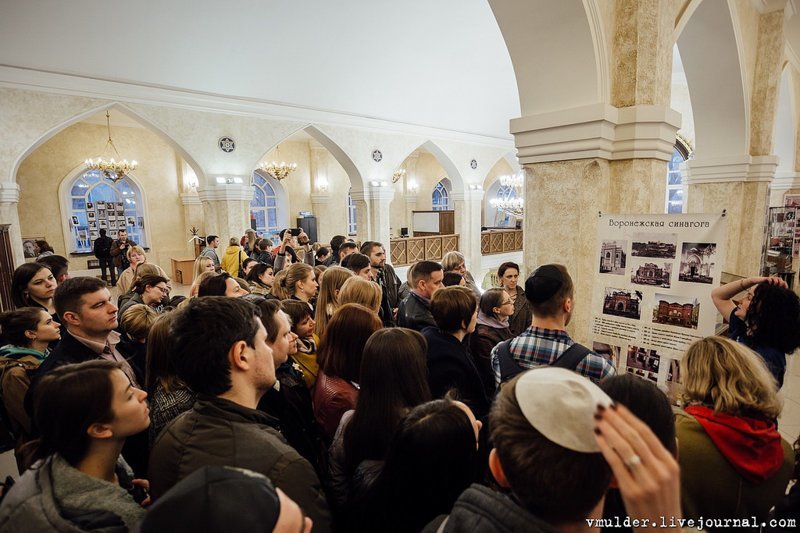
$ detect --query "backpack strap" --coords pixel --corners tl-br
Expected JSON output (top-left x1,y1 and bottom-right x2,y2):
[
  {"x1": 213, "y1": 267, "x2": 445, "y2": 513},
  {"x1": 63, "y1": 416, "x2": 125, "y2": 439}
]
[
  {"x1": 552, "y1": 343, "x2": 591, "y2": 371},
  {"x1": 497, "y1": 339, "x2": 526, "y2": 383}
]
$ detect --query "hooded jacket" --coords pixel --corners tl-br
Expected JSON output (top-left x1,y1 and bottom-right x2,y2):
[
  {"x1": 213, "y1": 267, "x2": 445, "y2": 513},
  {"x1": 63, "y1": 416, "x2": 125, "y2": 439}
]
[
  {"x1": 220, "y1": 245, "x2": 248, "y2": 278},
  {"x1": 423, "y1": 484, "x2": 557, "y2": 533},
  {"x1": 675, "y1": 407, "x2": 793, "y2": 523}
]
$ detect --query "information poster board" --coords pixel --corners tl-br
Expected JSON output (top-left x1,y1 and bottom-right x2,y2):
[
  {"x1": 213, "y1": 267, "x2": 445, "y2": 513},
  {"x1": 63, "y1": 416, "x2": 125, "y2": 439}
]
[{"x1": 590, "y1": 213, "x2": 726, "y2": 398}]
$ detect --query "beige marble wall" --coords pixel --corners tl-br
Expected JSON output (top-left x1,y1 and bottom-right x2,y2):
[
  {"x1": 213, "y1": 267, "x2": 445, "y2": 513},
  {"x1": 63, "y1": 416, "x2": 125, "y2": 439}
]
[
  {"x1": 611, "y1": 0, "x2": 675, "y2": 107},
  {"x1": 734, "y1": 0, "x2": 762, "y2": 105},
  {"x1": 524, "y1": 159, "x2": 613, "y2": 343},
  {"x1": 607, "y1": 159, "x2": 668, "y2": 213},
  {"x1": 16, "y1": 122, "x2": 185, "y2": 271},
  {"x1": 749, "y1": 11, "x2": 785, "y2": 156}
]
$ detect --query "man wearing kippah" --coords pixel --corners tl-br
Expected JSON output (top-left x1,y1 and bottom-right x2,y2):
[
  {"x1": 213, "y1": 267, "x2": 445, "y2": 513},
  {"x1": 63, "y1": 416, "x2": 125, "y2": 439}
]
[{"x1": 491, "y1": 264, "x2": 616, "y2": 384}]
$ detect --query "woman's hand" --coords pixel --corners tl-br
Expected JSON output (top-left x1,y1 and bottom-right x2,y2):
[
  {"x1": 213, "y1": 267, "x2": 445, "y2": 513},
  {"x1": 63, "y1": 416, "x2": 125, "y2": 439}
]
[
  {"x1": 595, "y1": 404, "x2": 681, "y2": 532},
  {"x1": 132, "y1": 478, "x2": 151, "y2": 507}
]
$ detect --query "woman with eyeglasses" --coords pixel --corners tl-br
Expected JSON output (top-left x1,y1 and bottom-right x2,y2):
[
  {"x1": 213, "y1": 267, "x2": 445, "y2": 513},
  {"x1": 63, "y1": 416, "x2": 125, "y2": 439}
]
[
  {"x1": 711, "y1": 275, "x2": 800, "y2": 388},
  {"x1": 119, "y1": 275, "x2": 170, "y2": 317},
  {"x1": 497, "y1": 261, "x2": 532, "y2": 336},
  {"x1": 468, "y1": 288, "x2": 514, "y2": 398}
]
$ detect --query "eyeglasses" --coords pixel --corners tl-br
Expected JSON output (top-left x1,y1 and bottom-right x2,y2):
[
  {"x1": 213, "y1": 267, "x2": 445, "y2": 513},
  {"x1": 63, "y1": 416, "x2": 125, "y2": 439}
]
[
  {"x1": 501, "y1": 300, "x2": 513, "y2": 306},
  {"x1": 155, "y1": 285, "x2": 169, "y2": 294}
]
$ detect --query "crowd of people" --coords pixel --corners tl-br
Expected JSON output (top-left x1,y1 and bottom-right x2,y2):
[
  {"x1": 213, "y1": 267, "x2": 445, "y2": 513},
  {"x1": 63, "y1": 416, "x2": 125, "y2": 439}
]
[{"x1": 0, "y1": 227, "x2": 799, "y2": 532}]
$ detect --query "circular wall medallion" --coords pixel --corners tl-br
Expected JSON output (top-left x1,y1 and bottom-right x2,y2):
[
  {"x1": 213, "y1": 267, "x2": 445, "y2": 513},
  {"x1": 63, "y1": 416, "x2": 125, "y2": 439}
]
[
  {"x1": 470, "y1": 159, "x2": 478, "y2": 170},
  {"x1": 372, "y1": 149, "x2": 383, "y2": 162},
  {"x1": 218, "y1": 137, "x2": 236, "y2": 153}
]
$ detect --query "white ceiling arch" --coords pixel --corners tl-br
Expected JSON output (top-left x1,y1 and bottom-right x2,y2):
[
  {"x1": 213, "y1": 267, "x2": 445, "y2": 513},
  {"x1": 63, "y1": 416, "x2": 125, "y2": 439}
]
[{"x1": 0, "y1": 0, "x2": 520, "y2": 139}]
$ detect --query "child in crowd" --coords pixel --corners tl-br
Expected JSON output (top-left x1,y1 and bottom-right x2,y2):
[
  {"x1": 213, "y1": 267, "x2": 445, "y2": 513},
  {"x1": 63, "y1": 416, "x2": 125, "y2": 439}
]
[{"x1": 281, "y1": 299, "x2": 320, "y2": 389}]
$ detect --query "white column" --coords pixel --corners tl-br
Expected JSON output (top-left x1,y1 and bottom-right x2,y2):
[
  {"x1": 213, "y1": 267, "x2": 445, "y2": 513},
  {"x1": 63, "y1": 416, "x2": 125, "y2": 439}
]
[
  {"x1": 452, "y1": 188, "x2": 485, "y2": 274},
  {"x1": 197, "y1": 177, "x2": 254, "y2": 250},
  {"x1": 351, "y1": 183, "x2": 395, "y2": 253},
  {"x1": 0, "y1": 182, "x2": 22, "y2": 266},
  {"x1": 180, "y1": 191, "x2": 203, "y2": 255}
]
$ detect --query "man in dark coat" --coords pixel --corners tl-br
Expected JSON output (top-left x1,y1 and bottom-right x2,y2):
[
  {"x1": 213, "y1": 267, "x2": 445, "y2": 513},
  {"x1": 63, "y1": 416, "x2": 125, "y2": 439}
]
[
  {"x1": 93, "y1": 228, "x2": 115, "y2": 285},
  {"x1": 398, "y1": 260, "x2": 444, "y2": 331},
  {"x1": 148, "y1": 297, "x2": 331, "y2": 532}
]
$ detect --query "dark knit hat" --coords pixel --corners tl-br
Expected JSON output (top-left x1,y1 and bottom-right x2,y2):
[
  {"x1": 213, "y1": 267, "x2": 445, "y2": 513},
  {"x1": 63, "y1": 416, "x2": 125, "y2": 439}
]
[
  {"x1": 140, "y1": 466, "x2": 281, "y2": 532},
  {"x1": 525, "y1": 264, "x2": 564, "y2": 304}
]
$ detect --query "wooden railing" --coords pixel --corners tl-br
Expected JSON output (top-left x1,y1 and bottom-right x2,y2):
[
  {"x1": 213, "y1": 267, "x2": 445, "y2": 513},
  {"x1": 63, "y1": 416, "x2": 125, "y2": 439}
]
[
  {"x1": 481, "y1": 229, "x2": 523, "y2": 255},
  {"x1": 390, "y1": 234, "x2": 460, "y2": 266}
]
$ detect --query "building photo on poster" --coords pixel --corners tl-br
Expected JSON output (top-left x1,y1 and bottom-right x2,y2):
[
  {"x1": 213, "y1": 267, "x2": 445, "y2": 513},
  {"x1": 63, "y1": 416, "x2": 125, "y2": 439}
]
[{"x1": 590, "y1": 212, "x2": 726, "y2": 397}]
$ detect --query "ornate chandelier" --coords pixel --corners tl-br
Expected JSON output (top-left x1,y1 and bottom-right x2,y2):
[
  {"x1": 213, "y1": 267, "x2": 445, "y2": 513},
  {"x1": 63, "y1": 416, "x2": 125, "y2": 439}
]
[
  {"x1": 392, "y1": 168, "x2": 406, "y2": 183},
  {"x1": 258, "y1": 146, "x2": 297, "y2": 181},
  {"x1": 84, "y1": 111, "x2": 137, "y2": 184},
  {"x1": 490, "y1": 172, "x2": 525, "y2": 218}
]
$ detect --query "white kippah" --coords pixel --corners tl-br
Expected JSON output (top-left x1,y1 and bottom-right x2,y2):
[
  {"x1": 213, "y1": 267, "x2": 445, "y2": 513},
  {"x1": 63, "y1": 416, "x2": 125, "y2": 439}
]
[{"x1": 514, "y1": 367, "x2": 613, "y2": 453}]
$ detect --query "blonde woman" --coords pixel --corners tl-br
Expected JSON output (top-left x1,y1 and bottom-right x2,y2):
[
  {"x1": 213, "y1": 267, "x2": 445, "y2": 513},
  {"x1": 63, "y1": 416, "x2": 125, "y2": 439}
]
[
  {"x1": 676, "y1": 336, "x2": 793, "y2": 524},
  {"x1": 442, "y1": 251, "x2": 480, "y2": 298},
  {"x1": 242, "y1": 228, "x2": 258, "y2": 256},
  {"x1": 273, "y1": 263, "x2": 317, "y2": 308},
  {"x1": 271, "y1": 270, "x2": 290, "y2": 300},
  {"x1": 117, "y1": 246, "x2": 168, "y2": 294},
  {"x1": 193, "y1": 256, "x2": 216, "y2": 282},
  {"x1": 338, "y1": 276, "x2": 382, "y2": 313},
  {"x1": 314, "y1": 266, "x2": 353, "y2": 337}
]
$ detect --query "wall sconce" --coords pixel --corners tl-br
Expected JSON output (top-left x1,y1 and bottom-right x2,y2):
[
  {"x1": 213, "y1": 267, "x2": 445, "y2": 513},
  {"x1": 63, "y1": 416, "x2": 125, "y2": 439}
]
[
  {"x1": 468, "y1": 184, "x2": 482, "y2": 191},
  {"x1": 317, "y1": 177, "x2": 329, "y2": 193},
  {"x1": 370, "y1": 180, "x2": 389, "y2": 187},
  {"x1": 407, "y1": 180, "x2": 419, "y2": 193},
  {"x1": 185, "y1": 175, "x2": 199, "y2": 191}
]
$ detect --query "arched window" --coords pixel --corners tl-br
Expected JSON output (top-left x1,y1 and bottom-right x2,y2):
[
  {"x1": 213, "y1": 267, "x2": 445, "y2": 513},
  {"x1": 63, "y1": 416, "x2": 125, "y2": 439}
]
[
  {"x1": 348, "y1": 188, "x2": 357, "y2": 235},
  {"x1": 432, "y1": 178, "x2": 451, "y2": 211},
  {"x1": 67, "y1": 170, "x2": 146, "y2": 253},
  {"x1": 251, "y1": 173, "x2": 280, "y2": 239},
  {"x1": 666, "y1": 142, "x2": 690, "y2": 214}
]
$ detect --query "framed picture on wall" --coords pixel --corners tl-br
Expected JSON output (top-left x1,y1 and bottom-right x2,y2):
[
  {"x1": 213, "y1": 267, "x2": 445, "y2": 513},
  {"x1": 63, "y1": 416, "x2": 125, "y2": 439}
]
[
  {"x1": 89, "y1": 221, "x2": 97, "y2": 229},
  {"x1": 98, "y1": 220, "x2": 107, "y2": 229},
  {"x1": 22, "y1": 237, "x2": 45, "y2": 259},
  {"x1": 117, "y1": 209, "x2": 124, "y2": 216},
  {"x1": 98, "y1": 210, "x2": 106, "y2": 219},
  {"x1": 71, "y1": 216, "x2": 79, "y2": 225},
  {"x1": 117, "y1": 202, "x2": 123, "y2": 210},
  {"x1": 90, "y1": 230, "x2": 99, "y2": 240},
  {"x1": 109, "y1": 220, "x2": 117, "y2": 230},
  {"x1": 127, "y1": 217, "x2": 136, "y2": 227},
  {"x1": 86, "y1": 202, "x2": 94, "y2": 210},
  {"x1": 109, "y1": 230, "x2": 118, "y2": 238},
  {"x1": 97, "y1": 201, "x2": 106, "y2": 210},
  {"x1": 87, "y1": 211, "x2": 96, "y2": 221}
]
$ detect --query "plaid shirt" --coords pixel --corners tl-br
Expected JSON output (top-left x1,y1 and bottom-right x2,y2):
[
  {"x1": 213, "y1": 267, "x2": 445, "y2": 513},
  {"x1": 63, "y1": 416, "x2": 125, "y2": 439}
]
[{"x1": 491, "y1": 326, "x2": 616, "y2": 384}]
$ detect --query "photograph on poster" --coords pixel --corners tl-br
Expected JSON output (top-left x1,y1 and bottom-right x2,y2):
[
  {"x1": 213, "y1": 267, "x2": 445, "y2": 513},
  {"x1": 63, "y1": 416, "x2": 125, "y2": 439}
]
[
  {"x1": 630, "y1": 260, "x2": 671, "y2": 288},
  {"x1": 679, "y1": 243, "x2": 716, "y2": 284},
  {"x1": 117, "y1": 202, "x2": 124, "y2": 209},
  {"x1": 109, "y1": 221, "x2": 117, "y2": 230},
  {"x1": 98, "y1": 220, "x2": 107, "y2": 229},
  {"x1": 599, "y1": 240, "x2": 627, "y2": 274},
  {"x1": 786, "y1": 195, "x2": 800, "y2": 207},
  {"x1": 117, "y1": 209, "x2": 124, "y2": 216},
  {"x1": 22, "y1": 238, "x2": 44, "y2": 259},
  {"x1": 110, "y1": 230, "x2": 118, "y2": 238},
  {"x1": 98, "y1": 210, "x2": 106, "y2": 219},
  {"x1": 626, "y1": 366, "x2": 658, "y2": 383},
  {"x1": 625, "y1": 345, "x2": 661, "y2": 373},
  {"x1": 592, "y1": 341, "x2": 620, "y2": 368},
  {"x1": 127, "y1": 217, "x2": 135, "y2": 227},
  {"x1": 97, "y1": 201, "x2": 106, "y2": 209},
  {"x1": 89, "y1": 221, "x2": 97, "y2": 229},
  {"x1": 602, "y1": 288, "x2": 642, "y2": 320},
  {"x1": 71, "y1": 216, "x2": 79, "y2": 225},
  {"x1": 90, "y1": 231, "x2": 99, "y2": 240},
  {"x1": 86, "y1": 202, "x2": 94, "y2": 210},
  {"x1": 652, "y1": 293, "x2": 699, "y2": 329},
  {"x1": 631, "y1": 232, "x2": 677, "y2": 259},
  {"x1": 87, "y1": 211, "x2": 96, "y2": 221}
]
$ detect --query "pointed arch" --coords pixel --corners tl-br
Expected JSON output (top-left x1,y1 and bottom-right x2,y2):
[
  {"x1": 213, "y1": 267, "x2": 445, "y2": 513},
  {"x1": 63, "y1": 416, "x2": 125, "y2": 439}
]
[
  {"x1": 11, "y1": 102, "x2": 205, "y2": 186},
  {"x1": 675, "y1": 0, "x2": 748, "y2": 156},
  {"x1": 774, "y1": 66, "x2": 797, "y2": 173},
  {"x1": 394, "y1": 140, "x2": 465, "y2": 192},
  {"x1": 251, "y1": 124, "x2": 364, "y2": 192}
]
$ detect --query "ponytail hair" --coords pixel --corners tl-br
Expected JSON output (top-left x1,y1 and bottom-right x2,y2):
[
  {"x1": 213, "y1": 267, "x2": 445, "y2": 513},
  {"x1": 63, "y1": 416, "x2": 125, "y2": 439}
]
[
  {"x1": 271, "y1": 270, "x2": 290, "y2": 300},
  {"x1": 0, "y1": 307, "x2": 44, "y2": 347}
]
